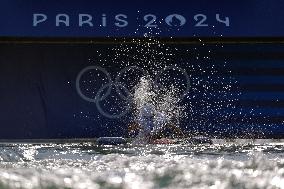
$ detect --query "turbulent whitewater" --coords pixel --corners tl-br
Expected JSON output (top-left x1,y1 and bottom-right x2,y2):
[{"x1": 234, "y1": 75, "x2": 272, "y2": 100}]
[{"x1": 0, "y1": 141, "x2": 284, "y2": 189}]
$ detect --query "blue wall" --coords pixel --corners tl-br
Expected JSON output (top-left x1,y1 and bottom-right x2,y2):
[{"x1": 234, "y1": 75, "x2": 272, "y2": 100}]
[
  {"x1": 0, "y1": 0, "x2": 284, "y2": 37},
  {"x1": 0, "y1": 43, "x2": 283, "y2": 139},
  {"x1": 1, "y1": 1, "x2": 284, "y2": 139}
]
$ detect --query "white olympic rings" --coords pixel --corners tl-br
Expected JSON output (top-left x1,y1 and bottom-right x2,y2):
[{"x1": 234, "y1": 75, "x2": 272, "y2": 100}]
[{"x1": 76, "y1": 65, "x2": 190, "y2": 119}]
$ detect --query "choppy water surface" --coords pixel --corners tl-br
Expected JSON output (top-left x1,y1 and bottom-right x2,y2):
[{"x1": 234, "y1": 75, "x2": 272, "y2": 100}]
[{"x1": 0, "y1": 140, "x2": 284, "y2": 189}]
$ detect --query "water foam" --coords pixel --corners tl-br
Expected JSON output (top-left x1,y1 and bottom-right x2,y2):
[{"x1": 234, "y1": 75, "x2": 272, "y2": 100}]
[{"x1": 0, "y1": 143, "x2": 284, "y2": 189}]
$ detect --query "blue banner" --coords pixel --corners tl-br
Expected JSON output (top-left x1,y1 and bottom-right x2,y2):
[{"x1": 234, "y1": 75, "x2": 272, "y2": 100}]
[
  {"x1": 1, "y1": 0, "x2": 284, "y2": 139},
  {"x1": 0, "y1": 42, "x2": 283, "y2": 139},
  {"x1": 0, "y1": 0, "x2": 284, "y2": 37}
]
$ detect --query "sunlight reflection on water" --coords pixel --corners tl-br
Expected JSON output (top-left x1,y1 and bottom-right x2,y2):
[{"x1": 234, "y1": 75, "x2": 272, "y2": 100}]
[{"x1": 0, "y1": 141, "x2": 284, "y2": 189}]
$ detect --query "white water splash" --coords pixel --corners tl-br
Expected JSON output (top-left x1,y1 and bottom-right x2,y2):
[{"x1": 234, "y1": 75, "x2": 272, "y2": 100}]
[
  {"x1": 0, "y1": 142, "x2": 284, "y2": 189},
  {"x1": 132, "y1": 75, "x2": 186, "y2": 135}
]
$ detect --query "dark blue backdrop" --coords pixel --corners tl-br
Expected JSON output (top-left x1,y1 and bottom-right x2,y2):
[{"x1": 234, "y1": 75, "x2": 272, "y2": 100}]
[
  {"x1": 1, "y1": 1, "x2": 284, "y2": 139},
  {"x1": 0, "y1": 0, "x2": 284, "y2": 37},
  {"x1": 0, "y1": 43, "x2": 284, "y2": 139}
]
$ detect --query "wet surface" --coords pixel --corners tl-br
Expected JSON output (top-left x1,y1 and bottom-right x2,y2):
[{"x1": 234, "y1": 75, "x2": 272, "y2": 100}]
[{"x1": 0, "y1": 140, "x2": 284, "y2": 188}]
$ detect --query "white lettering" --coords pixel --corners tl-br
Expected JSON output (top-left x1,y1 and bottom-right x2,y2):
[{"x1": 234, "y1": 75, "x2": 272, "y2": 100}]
[
  {"x1": 56, "y1": 14, "x2": 70, "y2": 26},
  {"x1": 79, "y1": 14, "x2": 93, "y2": 27},
  {"x1": 33, "y1": 14, "x2": 47, "y2": 26},
  {"x1": 101, "y1": 14, "x2": 107, "y2": 27},
  {"x1": 115, "y1": 14, "x2": 128, "y2": 27},
  {"x1": 216, "y1": 14, "x2": 230, "y2": 26},
  {"x1": 31, "y1": 13, "x2": 231, "y2": 29}
]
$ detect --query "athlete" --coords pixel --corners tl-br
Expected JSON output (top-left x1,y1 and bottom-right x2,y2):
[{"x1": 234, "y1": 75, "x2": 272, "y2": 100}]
[{"x1": 129, "y1": 103, "x2": 185, "y2": 144}]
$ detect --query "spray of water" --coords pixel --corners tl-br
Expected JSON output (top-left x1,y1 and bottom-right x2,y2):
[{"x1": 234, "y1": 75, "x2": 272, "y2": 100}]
[
  {"x1": 131, "y1": 75, "x2": 187, "y2": 138},
  {"x1": 78, "y1": 32, "x2": 274, "y2": 138}
]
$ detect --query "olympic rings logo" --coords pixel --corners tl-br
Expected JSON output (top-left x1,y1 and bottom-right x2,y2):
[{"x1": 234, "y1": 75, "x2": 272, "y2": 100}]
[{"x1": 76, "y1": 65, "x2": 190, "y2": 119}]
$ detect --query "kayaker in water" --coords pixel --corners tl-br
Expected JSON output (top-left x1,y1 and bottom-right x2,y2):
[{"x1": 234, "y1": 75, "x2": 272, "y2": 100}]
[
  {"x1": 129, "y1": 75, "x2": 185, "y2": 144},
  {"x1": 128, "y1": 102, "x2": 185, "y2": 144}
]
